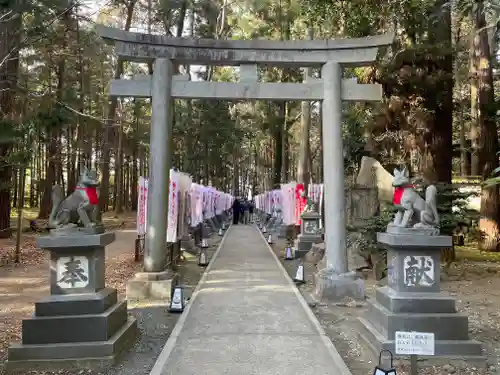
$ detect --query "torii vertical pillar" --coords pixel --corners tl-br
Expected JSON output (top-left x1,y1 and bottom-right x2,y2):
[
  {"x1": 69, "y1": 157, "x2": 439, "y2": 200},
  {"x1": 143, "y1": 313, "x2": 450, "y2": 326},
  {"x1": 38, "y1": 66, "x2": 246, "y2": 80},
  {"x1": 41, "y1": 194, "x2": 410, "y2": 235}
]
[
  {"x1": 127, "y1": 58, "x2": 179, "y2": 301},
  {"x1": 145, "y1": 58, "x2": 173, "y2": 272},
  {"x1": 313, "y1": 61, "x2": 365, "y2": 301}
]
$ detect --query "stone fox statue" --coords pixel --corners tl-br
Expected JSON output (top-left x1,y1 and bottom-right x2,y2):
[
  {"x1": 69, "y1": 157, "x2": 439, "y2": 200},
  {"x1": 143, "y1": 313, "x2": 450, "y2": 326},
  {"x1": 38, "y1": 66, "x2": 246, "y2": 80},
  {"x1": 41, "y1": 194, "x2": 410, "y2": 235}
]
[
  {"x1": 48, "y1": 168, "x2": 100, "y2": 229},
  {"x1": 391, "y1": 167, "x2": 439, "y2": 228}
]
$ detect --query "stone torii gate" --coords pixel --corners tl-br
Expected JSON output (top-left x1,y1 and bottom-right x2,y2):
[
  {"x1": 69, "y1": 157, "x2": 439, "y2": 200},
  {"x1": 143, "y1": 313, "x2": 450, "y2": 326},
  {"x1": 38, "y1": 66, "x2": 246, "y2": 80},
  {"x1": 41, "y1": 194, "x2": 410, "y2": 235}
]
[{"x1": 97, "y1": 25, "x2": 393, "y2": 300}]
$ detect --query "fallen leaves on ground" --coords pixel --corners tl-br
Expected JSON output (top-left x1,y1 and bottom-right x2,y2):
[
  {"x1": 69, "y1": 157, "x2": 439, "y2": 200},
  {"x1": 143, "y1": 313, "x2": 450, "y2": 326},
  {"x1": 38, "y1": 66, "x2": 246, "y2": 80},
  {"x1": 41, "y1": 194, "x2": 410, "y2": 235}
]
[
  {"x1": 270, "y1": 237, "x2": 500, "y2": 375},
  {"x1": 0, "y1": 226, "x2": 142, "y2": 375},
  {"x1": 0, "y1": 235, "x2": 44, "y2": 268}
]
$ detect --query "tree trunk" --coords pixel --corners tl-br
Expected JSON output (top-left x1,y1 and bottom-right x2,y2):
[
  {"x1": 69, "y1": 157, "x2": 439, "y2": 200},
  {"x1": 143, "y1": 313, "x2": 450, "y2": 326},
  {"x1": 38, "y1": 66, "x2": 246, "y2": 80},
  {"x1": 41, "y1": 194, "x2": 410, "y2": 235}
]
[
  {"x1": 40, "y1": 1, "x2": 73, "y2": 218},
  {"x1": 114, "y1": 100, "x2": 124, "y2": 214},
  {"x1": 422, "y1": 0, "x2": 453, "y2": 184},
  {"x1": 0, "y1": 4, "x2": 21, "y2": 237},
  {"x1": 0, "y1": 145, "x2": 11, "y2": 238},
  {"x1": 100, "y1": 0, "x2": 136, "y2": 212},
  {"x1": 459, "y1": 103, "x2": 468, "y2": 176},
  {"x1": 131, "y1": 100, "x2": 139, "y2": 211},
  {"x1": 232, "y1": 152, "x2": 239, "y2": 196},
  {"x1": 273, "y1": 103, "x2": 284, "y2": 186},
  {"x1": 473, "y1": 1, "x2": 500, "y2": 251},
  {"x1": 12, "y1": 167, "x2": 18, "y2": 209},
  {"x1": 40, "y1": 64, "x2": 65, "y2": 218},
  {"x1": 470, "y1": 30, "x2": 480, "y2": 177}
]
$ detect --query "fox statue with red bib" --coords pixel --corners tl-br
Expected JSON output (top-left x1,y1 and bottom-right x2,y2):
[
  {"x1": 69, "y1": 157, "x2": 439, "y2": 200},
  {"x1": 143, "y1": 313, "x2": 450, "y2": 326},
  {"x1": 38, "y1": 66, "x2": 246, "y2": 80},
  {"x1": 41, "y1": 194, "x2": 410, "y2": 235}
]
[
  {"x1": 389, "y1": 166, "x2": 439, "y2": 235},
  {"x1": 48, "y1": 167, "x2": 101, "y2": 231}
]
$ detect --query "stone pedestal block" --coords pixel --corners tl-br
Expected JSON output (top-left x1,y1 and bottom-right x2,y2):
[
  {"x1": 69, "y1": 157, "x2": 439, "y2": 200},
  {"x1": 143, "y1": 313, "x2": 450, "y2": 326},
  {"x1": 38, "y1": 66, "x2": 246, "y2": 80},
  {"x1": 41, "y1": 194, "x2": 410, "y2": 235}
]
[
  {"x1": 305, "y1": 242, "x2": 325, "y2": 265},
  {"x1": 258, "y1": 212, "x2": 268, "y2": 226},
  {"x1": 267, "y1": 216, "x2": 277, "y2": 229},
  {"x1": 357, "y1": 231, "x2": 483, "y2": 362},
  {"x1": 278, "y1": 225, "x2": 289, "y2": 238},
  {"x1": 126, "y1": 270, "x2": 179, "y2": 302},
  {"x1": 274, "y1": 217, "x2": 284, "y2": 231},
  {"x1": 207, "y1": 217, "x2": 218, "y2": 232},
  {"x1": 180, "y1": 235, "x2": 196, "y2": 256},
  {"x1": 6, "y1": 232, "x2": 137, "y2": 371},
  {"x1": 202, "y1": 221, "x2": 212, "y2": 237},
  {"x1": 212, "y1": 216, "x2": 222, "y2": 229},
  {"x1": 215, "y1": 214, "x2": 224, "y2": 227},
  {"x1": 192, "y1": 224, "x2": 202, "y2": 246},
  {"x1": 294, "y1": 233, "x2": 322, "y2": 257},
  {"x1": 293, "y1": 210, "x2": 322, "y2": 258},
  {"x1": 313, "y1": 269, "x2": 365, "y2": 301}
]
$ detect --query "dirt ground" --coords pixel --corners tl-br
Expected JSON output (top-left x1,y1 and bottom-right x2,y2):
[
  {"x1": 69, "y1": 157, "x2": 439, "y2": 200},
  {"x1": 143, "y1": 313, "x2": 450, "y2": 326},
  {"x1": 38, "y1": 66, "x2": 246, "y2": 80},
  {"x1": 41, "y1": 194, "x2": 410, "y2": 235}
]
[
  {"x1": 0, "y1": 213, "x2": 221, "y2": 375},
  {"x1": 270, "y1": 237, "x2": 500, "y2": 375},
  {"x1": 4, "y1": 215, "x2": 500, "y2": 375}
]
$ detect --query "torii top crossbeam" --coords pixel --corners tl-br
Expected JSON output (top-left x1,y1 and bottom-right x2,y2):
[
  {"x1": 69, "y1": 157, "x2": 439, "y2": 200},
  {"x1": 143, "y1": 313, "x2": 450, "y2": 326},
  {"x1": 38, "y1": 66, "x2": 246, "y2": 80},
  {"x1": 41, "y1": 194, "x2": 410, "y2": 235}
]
[{"x1": 96, "y1": 25, "x2": 393, "y2": 67}]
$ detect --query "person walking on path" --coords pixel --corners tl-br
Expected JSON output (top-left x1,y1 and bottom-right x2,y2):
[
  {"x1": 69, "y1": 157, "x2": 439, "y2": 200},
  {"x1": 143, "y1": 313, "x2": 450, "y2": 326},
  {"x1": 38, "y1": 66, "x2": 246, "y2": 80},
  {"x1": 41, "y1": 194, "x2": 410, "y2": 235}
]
[
  {"x1": 232, "y1": 198, "x2": 241, "y2": 224},
  {"x1": 242, "y1": 199, "x2": 250, "y2": 224},
  {"x1": 248, "y1": 200, "x2": 254, "y2": 223},
  {"x1": 239, "y1": 199, "x2": 247, "y2": 224}
]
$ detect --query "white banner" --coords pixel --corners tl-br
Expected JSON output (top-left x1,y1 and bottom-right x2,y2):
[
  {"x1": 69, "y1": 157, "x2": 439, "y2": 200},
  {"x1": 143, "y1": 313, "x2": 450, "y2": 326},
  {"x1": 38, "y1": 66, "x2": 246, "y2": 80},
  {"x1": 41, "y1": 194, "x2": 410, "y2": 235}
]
[
  {"x1": 190, "y1": 183, "x2": 204, "y2": 227},
  {"x1": 136, "y1": 172, "x2": 232, "y2": 242},
  {"x1": 258, "y1": 181, "x2": 325, "y2": 226},
  {"x1": 136, "y1": 176, "x2": 148, "y2": 235},
  {"x1": 281, "y1": 182, "x2": 296, "y2": 225},
  {"x1": 166, "y1": 169, "x2": 180, "y2": 243}
]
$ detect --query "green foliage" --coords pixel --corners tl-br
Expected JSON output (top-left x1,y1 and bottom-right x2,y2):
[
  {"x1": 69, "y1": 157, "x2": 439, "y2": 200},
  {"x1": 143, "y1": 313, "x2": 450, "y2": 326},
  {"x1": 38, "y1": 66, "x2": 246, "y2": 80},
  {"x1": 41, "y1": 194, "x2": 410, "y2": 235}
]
[
  {"x1": 347, "y1": 207, "x2": 395, "y2": 276},
  {"x1": 348, "y1": 183, "x2": 478, "y2": 264},
  {"x1": 434, "y1": 184, "x2": 479, "y2": 236},
  {"x1": 483, "y1": 152, "x2": 500, "y2": 187},
  {"x1": 0, "y1": 119, "x2": 20, "y2": 146},
  {"x1": 343, "y1": 105, "x2": 369, "y2": 175},
  {"x1": 353, "y1": 207, "x2": 395, "y2": 242},
  {"x1": 35, "y1": 104, "x2": 68, "y2": 132}
]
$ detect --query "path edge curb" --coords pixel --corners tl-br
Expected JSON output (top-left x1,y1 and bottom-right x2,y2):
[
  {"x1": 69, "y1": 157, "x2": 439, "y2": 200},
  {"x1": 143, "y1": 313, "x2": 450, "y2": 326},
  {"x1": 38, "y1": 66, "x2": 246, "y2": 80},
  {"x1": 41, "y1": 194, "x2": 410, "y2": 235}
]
[
  {"x1": 257, "y1": 226, "x2": 354, "y2": 375},
  {"x1": 148, "y1": 224, "x2": 232, "y2": 375}
]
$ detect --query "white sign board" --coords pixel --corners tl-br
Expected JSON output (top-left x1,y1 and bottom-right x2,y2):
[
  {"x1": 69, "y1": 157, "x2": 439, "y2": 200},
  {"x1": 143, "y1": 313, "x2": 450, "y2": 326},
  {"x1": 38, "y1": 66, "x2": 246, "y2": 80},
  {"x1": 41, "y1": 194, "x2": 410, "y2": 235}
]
[{"x1": 395, "y1": 331, "x2": 435, "y2": 356}]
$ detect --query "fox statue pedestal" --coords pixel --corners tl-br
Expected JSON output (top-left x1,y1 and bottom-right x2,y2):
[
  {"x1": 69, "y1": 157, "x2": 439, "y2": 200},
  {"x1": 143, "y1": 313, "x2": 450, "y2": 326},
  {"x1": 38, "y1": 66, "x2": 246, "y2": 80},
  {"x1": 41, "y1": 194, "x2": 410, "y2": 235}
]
[
  {"x1": 6, "y1": 229, "x2": 138, "y2": 371},
  {"x1": 357, "y1": 166, "x2": 484, "y2": 366},
  {"x1": 358, "y1": 230, "x2": 483, "y2": 362}
]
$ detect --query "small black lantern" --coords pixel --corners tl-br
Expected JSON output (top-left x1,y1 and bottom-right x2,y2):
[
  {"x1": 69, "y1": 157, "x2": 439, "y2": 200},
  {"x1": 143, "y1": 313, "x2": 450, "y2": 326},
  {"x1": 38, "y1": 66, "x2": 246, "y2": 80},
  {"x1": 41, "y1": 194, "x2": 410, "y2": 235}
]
[{"x1": 373, "y1": 349, "x2": 396, "y2": 375}]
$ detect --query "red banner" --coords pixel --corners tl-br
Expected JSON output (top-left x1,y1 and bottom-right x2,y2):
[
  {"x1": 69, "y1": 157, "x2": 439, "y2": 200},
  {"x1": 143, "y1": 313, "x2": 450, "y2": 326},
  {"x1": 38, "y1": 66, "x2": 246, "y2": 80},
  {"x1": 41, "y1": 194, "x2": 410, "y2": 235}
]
[{"x1": 295, "y1": 183, "x2": 307, "y2": 225}]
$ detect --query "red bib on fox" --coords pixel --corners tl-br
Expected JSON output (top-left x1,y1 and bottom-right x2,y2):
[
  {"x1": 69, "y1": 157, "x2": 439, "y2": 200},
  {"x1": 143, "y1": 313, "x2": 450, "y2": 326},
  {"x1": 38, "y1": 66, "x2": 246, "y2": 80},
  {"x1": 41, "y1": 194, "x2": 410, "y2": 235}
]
[
  {"x1": 76, "y1": 187, "x2": 99, "y2": 205},
  {"x1": 393, "y1": 185, "x2": 413, "y2": 205}
]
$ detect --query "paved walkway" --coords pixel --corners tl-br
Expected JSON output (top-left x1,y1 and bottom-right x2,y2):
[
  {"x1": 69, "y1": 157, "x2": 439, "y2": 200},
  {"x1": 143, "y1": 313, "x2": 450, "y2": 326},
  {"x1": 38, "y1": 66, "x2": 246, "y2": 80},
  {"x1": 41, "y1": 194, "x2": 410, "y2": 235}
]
[{"x1": 149, "y1": 225, "x2": 351, "y2": 375}]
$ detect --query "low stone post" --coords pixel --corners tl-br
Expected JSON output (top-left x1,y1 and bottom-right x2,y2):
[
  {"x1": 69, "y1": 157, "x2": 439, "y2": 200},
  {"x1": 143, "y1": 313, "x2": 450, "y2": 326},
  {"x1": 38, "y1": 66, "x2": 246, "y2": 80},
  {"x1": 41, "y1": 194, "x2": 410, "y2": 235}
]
[
  {"x1": 293, "y1": 210, "x2": 322, "y2": 258},
  {"x1": 179, "y1": 190, "x2": 194, "y2": 254},
  {"x1": 192, "y1": 223, "x2": 201, "y2": 246},
  {"x1": 202, "y1": 214, "x2": 212, "y2": 238},
  {"x1": 180, "y1": 231, "x2": 196, "y2": 255},
  {"x1": 6, "y1": 229, "x2": 137, "y2": 370},
  {"x1": 215, "y1": 212, "x2": 225, "y2": 227},
  {"x1": 208, "y1": 215, "x2": 219, "y2": 232}
]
